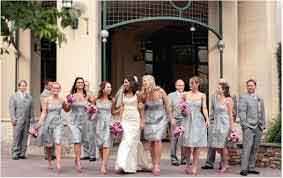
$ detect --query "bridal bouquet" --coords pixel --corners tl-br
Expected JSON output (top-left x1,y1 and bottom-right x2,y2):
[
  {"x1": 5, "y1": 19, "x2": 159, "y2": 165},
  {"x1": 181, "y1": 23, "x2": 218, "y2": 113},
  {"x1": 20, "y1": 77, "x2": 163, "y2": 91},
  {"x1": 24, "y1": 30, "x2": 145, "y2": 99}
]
[
  {"x1": 66, "y1": 94, "x2": 76, "y2": 104},
  {"x1": 173, "y1": 126, "x2": 185, "y2": 138},
  {"x1": 85, "y1": 103, "x2": 98, "y2": 120},
  {"x1": 110, "y1": 121, "x2": 123, "y2": 138},
  {"x1": 178, "y1": 98, "x2": 191, "y2": 117}
]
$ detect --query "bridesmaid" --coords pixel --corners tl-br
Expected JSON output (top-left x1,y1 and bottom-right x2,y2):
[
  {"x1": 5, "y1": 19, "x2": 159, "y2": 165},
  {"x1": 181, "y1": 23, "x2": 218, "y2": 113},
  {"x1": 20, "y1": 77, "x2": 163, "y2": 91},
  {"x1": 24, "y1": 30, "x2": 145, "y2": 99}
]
[
  {"x1": 63, "y1": 77, "x2": 91, "y2": 173},
  {"x1": 38, "y1": 82, "x2": 64, "y2": 173},
  {"x1": 140, "y1": 74, "x2": 175, "y2": 176},
  {"x1": 208, "y1": 82, "x2": 234, "y2": 173},
  {"x1": 94, "y1": 81, "x2": 115, "y2": 174},
  {"x1": 182, "y1": 76, "x2": 209, "y2": 176}
]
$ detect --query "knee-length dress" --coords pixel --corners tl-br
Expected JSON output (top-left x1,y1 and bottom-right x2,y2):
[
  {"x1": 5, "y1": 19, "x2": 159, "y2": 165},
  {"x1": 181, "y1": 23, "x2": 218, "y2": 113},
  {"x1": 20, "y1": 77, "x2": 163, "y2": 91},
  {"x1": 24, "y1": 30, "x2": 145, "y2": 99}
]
[
  {"x1": 41, "y1": 103, "x2": 64, "y2": 146},
  {"x1": 95, "y1": 99, "x2": 112, "y2": 149},
  {"x1": 68, "y1": 100, "x2": 88, "y2": 144},
  {"x1": 208, "y1": 97, "x2": 230, "y2": 148},
  {"x1": 181, "y1": 99, "x2": 207, "y2": 147},
  {"x1": 144, "y1": 99, "x2": 168, "y2": 141}
]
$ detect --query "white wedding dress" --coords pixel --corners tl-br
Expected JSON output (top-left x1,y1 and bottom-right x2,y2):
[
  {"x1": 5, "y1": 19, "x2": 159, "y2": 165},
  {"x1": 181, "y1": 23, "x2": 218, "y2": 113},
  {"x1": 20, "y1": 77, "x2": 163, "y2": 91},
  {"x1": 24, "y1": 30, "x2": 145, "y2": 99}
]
[{"x1": 115, "y1": 95, "x2": 151, "y2": 173}]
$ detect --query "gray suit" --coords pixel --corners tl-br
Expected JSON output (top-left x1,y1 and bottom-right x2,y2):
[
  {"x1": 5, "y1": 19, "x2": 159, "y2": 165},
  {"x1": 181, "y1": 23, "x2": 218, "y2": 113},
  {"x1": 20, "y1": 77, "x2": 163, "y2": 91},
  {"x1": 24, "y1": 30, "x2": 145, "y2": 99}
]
[
  {"x1": 238, "y1": 93, "x2": 265, "y2": 171},
  {"x1": 168, "y1": 91, "x2": 186, "y2": 162},
  {"x1": 9, "y1": 91, "x2": 35, "y2": 158},
  {"x1": 82, "y1": 90, "x2": 96, "y2": 159}
]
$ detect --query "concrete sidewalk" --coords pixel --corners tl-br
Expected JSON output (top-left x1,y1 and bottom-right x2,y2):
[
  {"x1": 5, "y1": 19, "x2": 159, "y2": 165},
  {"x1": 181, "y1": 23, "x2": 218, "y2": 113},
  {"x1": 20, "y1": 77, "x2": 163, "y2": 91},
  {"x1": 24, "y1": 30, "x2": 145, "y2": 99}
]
[{"x1": 1, "y1": 141, "x2": 281, "y2": 177}]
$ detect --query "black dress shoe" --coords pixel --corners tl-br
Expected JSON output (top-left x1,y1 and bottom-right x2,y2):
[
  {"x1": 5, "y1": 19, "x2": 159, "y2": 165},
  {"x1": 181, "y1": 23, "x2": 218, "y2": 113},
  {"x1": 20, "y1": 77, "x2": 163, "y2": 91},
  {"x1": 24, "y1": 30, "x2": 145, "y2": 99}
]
[
  {"x1": 12, "y1": 157, "x2": 19, "y2": 160},
  {"x1": 19, "y1": 156, "x2": 27, "y2": 159},
  {"x1": 89, "y1": 157, "x2": 96, "y2": 162},
  {"x1": 80, "y1": 156, "x2": 90, "y2": 160},
  {"x1": 180, "y1": 159, "x2": 186, "y2": 165},
  {"x1": 248, "y1": 170, "x2": 260, "y2": 174},
  {"x1": 201, "y1": 165, "x2": 214, "y2": 169},
  {"x1": 171, "y1": 159, "x2": 180, "y2": 166},
  {"x1": 240, "y1": 170, "x2": 248, "y2": 176}
]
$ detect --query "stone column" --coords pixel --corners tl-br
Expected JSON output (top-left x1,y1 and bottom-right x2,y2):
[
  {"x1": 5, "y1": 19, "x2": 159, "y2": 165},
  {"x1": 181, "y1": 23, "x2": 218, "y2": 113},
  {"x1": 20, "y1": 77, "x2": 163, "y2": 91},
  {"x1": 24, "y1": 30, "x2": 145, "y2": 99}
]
[
  {"x1": 238, "y1": 1, "x2": 278, "y2": 125},
  {"x1": 208, "y1": 1, "x2": 220, "y2": 101},
  {"x1": 57, "y1": 0, "x2": 102, "y2": 95},
  {"x1": 222, "y1": 1, "x2": 239, "y2": 96}
]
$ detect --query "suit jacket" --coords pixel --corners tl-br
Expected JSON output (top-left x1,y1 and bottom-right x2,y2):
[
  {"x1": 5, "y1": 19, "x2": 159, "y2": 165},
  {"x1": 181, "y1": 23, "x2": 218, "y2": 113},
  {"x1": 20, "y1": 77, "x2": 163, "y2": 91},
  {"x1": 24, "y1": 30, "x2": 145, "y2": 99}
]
[
  {"x1": 168, "y1": 91, "x2": 185, "y2": 120},
  {"x1": 9, "y1": 91, "x2": 35, "y2": 124},
  {"x1": 238, "y1": 93, "x2": 265, "y2": 130}
]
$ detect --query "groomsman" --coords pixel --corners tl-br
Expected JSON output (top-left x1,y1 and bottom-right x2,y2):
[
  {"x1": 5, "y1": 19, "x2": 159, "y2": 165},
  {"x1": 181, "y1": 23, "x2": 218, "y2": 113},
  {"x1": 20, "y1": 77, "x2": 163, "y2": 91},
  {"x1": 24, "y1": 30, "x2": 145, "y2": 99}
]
[
  {"x1": 168, "y1": 79, "x2": 187, "y2": 166},
  {"x1": 239, "y1": 79, "x2": 265, "y2": 176},
  {"x1": 81, "y1": 80, "x2": 96, "y2": 161},
  {"x1": 9, "y1": 80, "x2": 35, "y2": 160},
  {"x1": 40, "y1": 80, "x2": 55, "y2": 160}
]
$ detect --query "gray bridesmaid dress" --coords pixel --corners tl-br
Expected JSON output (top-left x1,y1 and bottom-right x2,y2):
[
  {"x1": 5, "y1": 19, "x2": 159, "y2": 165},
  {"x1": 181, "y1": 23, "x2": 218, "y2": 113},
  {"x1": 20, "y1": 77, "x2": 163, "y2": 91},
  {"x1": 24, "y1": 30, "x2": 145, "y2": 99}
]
[
  {"x1": 208, "y1": 97, "x2": 230, "y2": 148},
  {"x1": 95, "y1": 99, "x2": 112, "y2": 149},
  {"x1": 181, "y1": 99, "x2": 207, "y2": 147},
  {"x1": 41, "y1": 103, "x2": 64, "y2": 146},
  {"x1": 143, "y1": 99, "x2": 168, "y2": 141}
]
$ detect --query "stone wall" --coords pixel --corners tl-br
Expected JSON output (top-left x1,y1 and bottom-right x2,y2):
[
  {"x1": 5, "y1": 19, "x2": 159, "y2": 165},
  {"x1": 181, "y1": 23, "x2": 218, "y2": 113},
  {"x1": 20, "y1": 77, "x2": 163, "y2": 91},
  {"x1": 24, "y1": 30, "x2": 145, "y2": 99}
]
[{"x1": 228, "y1": 143, "x2": 281, "y2": 169}]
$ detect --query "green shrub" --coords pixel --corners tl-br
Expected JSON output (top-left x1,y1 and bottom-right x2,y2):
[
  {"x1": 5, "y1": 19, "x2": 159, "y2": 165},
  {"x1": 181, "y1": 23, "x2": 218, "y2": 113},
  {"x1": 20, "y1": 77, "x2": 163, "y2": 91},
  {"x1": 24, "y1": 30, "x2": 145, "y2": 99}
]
[{"x1": 267, "y1": 114, "x2": 281, "y2": 143}]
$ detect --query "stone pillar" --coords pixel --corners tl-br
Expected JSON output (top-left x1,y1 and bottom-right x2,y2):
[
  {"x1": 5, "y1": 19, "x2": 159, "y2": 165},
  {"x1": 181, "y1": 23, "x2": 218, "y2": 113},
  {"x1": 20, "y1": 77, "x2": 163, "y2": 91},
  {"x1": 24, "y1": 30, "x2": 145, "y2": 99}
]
[
  {"x1": 208, "y1": 1, "x2": 220, "y2": 101},
  {"x1": 57, "y1": 0, "x2": 101, "y2": 96},
  {"x1": 222, "y1": 1, "x2": 239, "y2": 96},
  {"x1": 18, "y1": 29, "x2": 32, "y2": 88},
  {"x1": 238, "y1": 1, "x2": 278, "y2": 125},
  {"x1": 30, "y1": 35, "x2": 41, "y2": 116}
]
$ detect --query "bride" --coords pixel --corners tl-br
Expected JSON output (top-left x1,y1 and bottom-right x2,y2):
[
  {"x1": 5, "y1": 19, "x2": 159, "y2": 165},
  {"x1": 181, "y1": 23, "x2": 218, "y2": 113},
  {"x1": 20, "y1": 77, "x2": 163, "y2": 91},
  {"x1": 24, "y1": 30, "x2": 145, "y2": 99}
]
[{"x1": 114, "y1": 75, "x2": 151, "y2": 173}]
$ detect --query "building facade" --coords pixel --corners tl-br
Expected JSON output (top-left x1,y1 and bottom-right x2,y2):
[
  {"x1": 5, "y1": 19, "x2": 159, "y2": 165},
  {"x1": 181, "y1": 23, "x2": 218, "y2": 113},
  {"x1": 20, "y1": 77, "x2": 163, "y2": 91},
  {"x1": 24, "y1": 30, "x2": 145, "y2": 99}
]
[{"x1": 1, "y1": 0, "x2": 282, "y2": 143}]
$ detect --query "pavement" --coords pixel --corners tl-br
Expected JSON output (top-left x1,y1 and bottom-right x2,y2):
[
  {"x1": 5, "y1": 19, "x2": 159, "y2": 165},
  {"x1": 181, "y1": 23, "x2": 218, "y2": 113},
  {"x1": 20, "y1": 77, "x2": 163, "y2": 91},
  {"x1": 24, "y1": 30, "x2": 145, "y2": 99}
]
[{"x1": 1, "y1": 141, "x2": 281, "y2": 177}]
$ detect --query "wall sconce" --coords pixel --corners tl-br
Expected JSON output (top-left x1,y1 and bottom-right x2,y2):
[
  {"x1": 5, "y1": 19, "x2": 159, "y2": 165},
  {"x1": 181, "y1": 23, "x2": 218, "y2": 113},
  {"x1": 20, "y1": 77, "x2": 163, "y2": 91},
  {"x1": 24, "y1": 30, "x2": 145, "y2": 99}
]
[
  {"x1": 62, "y1": 0, "x2": 73, "y2": 9},
  {"x1": 100, "y1": 29, "x2": 109, "y2": 43},
  {"x1": 190, "y1": 25, "x2": 196, "y2": 32},
  {"x1": 217, "y1": 40, "x2": 225, "y2": 52}
]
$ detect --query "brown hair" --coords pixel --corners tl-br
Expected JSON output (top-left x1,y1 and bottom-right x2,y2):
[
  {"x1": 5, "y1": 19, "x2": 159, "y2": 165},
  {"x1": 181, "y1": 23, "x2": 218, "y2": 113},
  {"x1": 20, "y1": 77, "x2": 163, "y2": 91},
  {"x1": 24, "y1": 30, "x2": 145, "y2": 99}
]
[
  {"x1": 219, "y1": 82, "x2": 231, "y2": 97},
  {"x1": 97, "y1": 81, "x2": 112, "y2": 100},
  {"x1": 246, "y1": 79, "x2": 257, "y2": 86}
]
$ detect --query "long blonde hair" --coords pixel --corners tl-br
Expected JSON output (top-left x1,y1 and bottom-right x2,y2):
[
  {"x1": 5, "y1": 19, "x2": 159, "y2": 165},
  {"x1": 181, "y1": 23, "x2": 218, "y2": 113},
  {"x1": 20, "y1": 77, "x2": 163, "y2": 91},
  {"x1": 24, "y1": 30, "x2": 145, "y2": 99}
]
[{"x1": 140, "y1": 75, "x2": 160, "y2": 102}]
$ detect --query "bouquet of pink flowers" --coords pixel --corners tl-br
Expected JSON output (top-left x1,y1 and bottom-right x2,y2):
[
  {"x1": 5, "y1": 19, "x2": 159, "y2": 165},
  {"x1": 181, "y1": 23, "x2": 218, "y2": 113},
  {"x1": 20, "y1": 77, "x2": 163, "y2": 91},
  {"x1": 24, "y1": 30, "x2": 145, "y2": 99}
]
[
  {"x1": 85, "y1": 104, "x2": 98, "y2": 120},
  {"x1": 28, "y1": 127, "x2": 39, "y2": 138},
  {"x1": 66, "y1": 94, "x2": 76, "y2": 104},
  {"x1": 110, "y1": 121, "x2": 123, "y2": 138},
  {"x1": 173, "y1": 126, "x2": 185, "y2": 138},
  {"x1": 227, "y1": 128, "x2": 240, "y2": 143},
  {"x1": 178, "y1": 99, "x2": 191, "y2": 117}
]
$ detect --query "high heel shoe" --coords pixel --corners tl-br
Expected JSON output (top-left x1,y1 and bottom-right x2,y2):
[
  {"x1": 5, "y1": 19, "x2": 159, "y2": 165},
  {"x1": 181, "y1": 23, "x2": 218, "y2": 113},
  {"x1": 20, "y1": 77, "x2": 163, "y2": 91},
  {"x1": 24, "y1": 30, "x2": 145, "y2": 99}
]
[
  {"x1": 185, "y1": 166, "x2": 192, "y2": 175},
  {"x1": 191, "y1": 167, "x2": 198, "y2": 176},
  {"x1": 218, "y1": 165, "x2": 230, "y2": 173},
  {"x1": 56, "y1": 164, "x2": 61, "y2": 174},
  {"x1": 100, "y1": 166, "x2": 107, "y2": 175},
  {"x1": 74, "y1": 160, "x2": 82, "y2": 173},
  {"x1": 152, "y1": 165, "x2": 160, "y2": 176}
]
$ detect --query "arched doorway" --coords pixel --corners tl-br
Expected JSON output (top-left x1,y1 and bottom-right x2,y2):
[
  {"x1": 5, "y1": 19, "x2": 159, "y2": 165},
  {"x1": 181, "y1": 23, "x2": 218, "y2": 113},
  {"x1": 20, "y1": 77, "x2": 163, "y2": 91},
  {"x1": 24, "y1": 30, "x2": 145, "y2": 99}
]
[{"x1": 102, "y1": 1, "x2": 222, "y2": 94}]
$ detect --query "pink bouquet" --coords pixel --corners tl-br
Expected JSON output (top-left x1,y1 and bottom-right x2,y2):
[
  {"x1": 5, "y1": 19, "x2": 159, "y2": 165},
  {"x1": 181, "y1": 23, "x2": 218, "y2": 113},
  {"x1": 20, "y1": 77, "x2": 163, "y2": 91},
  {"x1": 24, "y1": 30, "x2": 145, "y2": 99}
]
[
  {"x1": 85, "y1": 104, "x2": 98, "y2": 120},
  {"x1": 227, "y1": 128, "x2": 240, "y2": 143},
  {"x1": 66, "y1": 94, "x2": 75, "y2": 104},
  {"x1": 173, "y1": 126, "x2": 185, "y2": 138},
  {"x1": 110, "y1": 121, "x2": 123, "y2": 138},
  {"x1": 28, "y1": 127, "x2": 39, "y2": 138},
  {"x1": 178, "y1": 99, "x2": 191, "y2": 117}
]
